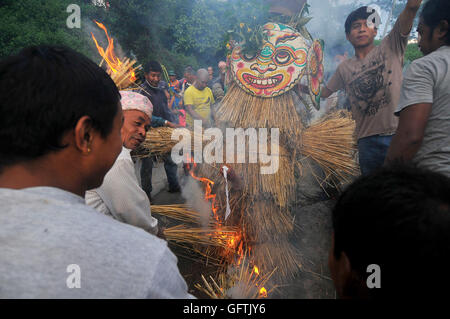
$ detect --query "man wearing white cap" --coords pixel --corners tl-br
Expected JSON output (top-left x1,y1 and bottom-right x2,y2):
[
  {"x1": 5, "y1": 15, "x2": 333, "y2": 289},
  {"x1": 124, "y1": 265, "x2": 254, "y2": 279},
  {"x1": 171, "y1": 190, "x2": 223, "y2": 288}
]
[{"x1": 86, "y1": 91, "x2": 160, "y2": 236}]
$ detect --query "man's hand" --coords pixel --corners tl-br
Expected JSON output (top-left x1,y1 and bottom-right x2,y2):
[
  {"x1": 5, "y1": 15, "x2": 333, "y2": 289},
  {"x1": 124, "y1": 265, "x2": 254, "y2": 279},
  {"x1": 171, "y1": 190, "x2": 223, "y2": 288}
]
[
  {"x1": 157, "y1": 226, "x2": 166, "y2": 240},
  {"x1": 296, "y1": 83, "x2": 333, "y2": 100},
  {"x1": 166, "y1": 121, "x2": 181, "y2": 128}
]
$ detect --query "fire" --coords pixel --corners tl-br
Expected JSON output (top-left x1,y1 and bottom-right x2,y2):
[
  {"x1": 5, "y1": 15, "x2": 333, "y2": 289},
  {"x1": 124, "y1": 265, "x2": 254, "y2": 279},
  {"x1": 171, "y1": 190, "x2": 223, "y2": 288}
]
[
  {"x1": 185, "y1": 154, "x2": 221, "y2": 224},
  {"x1": 253, "y1": 266, "x2": 260, "y2": 275},
  {"x1": 91, "y1": 21, "x2": 122, "y2": 72},
  {"x1": 91, "y1": 20, "x2": 137, "y2": 86},
  {"x1": 259, "y1": 287, "x2": 268, "y2": 298}
]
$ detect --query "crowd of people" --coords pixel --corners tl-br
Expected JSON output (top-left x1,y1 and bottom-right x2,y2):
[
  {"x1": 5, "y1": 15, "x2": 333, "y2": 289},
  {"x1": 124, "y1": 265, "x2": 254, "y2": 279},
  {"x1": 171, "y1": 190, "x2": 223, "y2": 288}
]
[{"x1": 0, "y1": 0, "x2": 449, "y2": 299}]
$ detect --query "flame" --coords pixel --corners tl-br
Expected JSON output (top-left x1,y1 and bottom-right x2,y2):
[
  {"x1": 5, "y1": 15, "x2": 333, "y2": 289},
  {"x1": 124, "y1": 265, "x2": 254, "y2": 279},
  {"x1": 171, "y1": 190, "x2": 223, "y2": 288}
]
[
  {"x1": 253, "y1": 266, "x2": 260, "y2": 275},
  {"x1": 91, "y1": 21, "x2": 122, "y2": 72},
  {"x1": 185, "y1": 154, "x2": 220, "y2": 224},
  {"x1": 259, "y1": 287, "x2": 268, "y2": 298},
  {"x1": 91, "y1": 20, "x2": 136, "y2": 85}
]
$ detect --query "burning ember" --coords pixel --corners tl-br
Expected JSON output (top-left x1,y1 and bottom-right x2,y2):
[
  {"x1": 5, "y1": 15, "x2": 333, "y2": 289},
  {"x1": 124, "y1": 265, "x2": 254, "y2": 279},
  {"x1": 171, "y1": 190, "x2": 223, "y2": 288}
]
[
  {"x1": 91, "y1": 20, "x2": 139, "y2": 89},
  {"x1": 259, "y1": 287, "x2": 268, "y2": 298}
]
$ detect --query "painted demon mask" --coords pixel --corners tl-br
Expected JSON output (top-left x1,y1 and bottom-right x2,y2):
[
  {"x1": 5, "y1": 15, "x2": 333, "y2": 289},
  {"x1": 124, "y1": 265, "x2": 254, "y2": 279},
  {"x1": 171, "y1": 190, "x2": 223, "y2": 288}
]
[{"x1": 231, "y1": 22, "x2": 309, "y2": 98}]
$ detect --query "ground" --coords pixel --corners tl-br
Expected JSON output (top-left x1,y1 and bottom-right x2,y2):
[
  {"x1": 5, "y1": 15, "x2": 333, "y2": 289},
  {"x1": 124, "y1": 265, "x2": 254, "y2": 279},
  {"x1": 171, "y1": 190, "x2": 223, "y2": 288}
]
[{"x1": 150, "y1": 162, "x2": 337, "y2": 299}]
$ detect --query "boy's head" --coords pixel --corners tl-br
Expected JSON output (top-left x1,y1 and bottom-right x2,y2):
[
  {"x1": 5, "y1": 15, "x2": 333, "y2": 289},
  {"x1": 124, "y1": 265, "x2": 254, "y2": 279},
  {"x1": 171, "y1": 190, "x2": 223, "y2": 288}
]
[
  {"x1": 0, "y1": 45, "x2": 123, "y2": 190},
  {"x1": 144, "y1": 61, "x2": 162, "y2": 87},
  {"x1": 184, "y1": 66, "x2": 195, "y2": 83},
  {"x1": 345, "y1": 6, "x2": 379, "y2": 49},
  {"x1": 330, "y1": 165, "x2": 450, "y2": 299},
  {"x1": 417, "y1": 0, "x2": 450, "y2": 55}
]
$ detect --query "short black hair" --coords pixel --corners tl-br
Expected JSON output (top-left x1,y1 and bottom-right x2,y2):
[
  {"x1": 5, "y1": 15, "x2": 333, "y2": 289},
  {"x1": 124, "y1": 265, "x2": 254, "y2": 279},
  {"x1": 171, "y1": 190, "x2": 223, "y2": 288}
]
[
  {"x1": 332, "y1": 164, "x2": 450, "y2": 298},
  {"x1": 345, "y1": 6, "x2": 380, "y2": 34},
  {"x1": 0, "y1": 45, "x2": 120, "y2": 169},
  {"x1": 144, "y1": 60, "x2": 162, "y2": 74},
  {"x1": 421, "y1": 0, "x2": 450, "y2": 44}
]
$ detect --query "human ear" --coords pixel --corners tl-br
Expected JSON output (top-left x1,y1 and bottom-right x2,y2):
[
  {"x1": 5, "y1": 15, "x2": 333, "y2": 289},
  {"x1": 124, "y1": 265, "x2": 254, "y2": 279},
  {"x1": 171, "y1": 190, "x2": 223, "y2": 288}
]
[
  {"x1": 74, "y1": 116, "x2": 95, "y2": 155},
  {"x1": 437, "y1": 20, "x2": 449, "y2": 42}
]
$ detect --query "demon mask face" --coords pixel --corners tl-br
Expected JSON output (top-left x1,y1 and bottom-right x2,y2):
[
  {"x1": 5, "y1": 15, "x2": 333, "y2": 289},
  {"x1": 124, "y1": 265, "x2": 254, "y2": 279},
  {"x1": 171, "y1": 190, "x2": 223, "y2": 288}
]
[{"x1": 231, "y1": 22, "x2": 309, "y2": 98}]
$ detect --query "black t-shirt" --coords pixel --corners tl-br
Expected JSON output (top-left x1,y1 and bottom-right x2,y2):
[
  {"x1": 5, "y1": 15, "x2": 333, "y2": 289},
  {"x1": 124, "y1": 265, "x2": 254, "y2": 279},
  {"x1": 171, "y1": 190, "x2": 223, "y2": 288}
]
[{"x1": 139, "y1": 81, "x2": 174, "y2": 122}]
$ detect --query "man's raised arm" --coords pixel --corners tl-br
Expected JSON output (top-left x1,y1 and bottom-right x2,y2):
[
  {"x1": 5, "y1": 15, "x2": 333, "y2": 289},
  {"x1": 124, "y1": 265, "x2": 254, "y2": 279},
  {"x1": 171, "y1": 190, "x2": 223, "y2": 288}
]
[{"x1": 397, "y1": 0, "x2": 423, "y2": 35}]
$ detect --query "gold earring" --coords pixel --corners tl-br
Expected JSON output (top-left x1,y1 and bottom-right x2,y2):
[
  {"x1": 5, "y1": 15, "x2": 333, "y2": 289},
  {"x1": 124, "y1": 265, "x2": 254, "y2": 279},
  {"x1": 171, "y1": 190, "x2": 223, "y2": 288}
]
[{"x1": 87, "y1": 147, "x2": 91, "y2": 154}]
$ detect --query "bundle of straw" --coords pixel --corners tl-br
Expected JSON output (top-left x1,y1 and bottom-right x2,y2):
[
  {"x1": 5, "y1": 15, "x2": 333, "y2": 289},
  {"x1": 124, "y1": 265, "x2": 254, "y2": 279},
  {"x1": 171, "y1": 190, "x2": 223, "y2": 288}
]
[
  {"x1": 195, "y1": 254, "x2": 277, "y2": 299},
  {"x1": 163, "y1": 225, "x2": 241, "y2": 249},
  {"x1": 151, "y1": 204, "x2": 203, "y2": 225},
  {"x1": 107, "y1": 58, "x2": 140, "y2": 90},
  {"x1": 135, "y1": 127, "x2": 200, "y2": 159},
  {"x1": 300, "y1": 110, "x2": 359, "y2": 185},
  {"x1": 134, "y1": 127, "x2": 180, "y2": 158}
]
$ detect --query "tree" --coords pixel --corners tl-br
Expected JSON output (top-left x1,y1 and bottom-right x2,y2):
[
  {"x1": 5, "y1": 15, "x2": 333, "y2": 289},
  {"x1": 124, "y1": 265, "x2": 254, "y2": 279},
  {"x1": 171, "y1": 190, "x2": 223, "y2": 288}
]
[{"x1": 0, "y1": 0, "x2": 92, "y2": 59}]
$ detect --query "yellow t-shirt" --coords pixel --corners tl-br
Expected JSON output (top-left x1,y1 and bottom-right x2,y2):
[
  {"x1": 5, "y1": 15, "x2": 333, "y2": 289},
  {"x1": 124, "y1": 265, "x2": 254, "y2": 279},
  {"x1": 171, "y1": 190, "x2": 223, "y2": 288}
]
[{"x1": 183, "y1": 85, "x2": 215, "y2": 127}]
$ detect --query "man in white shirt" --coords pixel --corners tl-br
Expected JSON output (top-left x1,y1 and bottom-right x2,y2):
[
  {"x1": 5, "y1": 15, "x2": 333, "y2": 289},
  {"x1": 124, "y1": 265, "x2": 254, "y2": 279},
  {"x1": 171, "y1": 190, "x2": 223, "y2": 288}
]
[
  {"x1": 386, "y1": 0, "x2": 450, "y2": 177},
  {"x1": 86, "y1": 91, "x2": 161, "y2": 235}
]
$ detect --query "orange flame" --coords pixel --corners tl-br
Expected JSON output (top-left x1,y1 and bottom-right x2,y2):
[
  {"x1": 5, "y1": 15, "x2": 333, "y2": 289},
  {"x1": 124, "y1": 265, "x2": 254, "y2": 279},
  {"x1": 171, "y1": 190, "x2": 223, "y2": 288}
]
[
  {"x1": 259, "y1": 287, "x2": 268, "y2": 298},
  {"x1": 91, "y1": 20, "x2": 136, "y2": 84},
  {"x1": 91, "y1": 21, "x2": 122, "y2": 73},
  {"x1": 185, "y1": 154, "x2": 220, "y2": 224},
  {"x1": 253, "y1": 266, "x2": 260, "y2": 275}
]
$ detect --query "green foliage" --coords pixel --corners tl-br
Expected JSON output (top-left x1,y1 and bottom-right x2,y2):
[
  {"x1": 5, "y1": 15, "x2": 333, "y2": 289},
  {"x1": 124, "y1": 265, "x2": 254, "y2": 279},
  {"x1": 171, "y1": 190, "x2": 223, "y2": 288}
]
[
  {"x1": 0, "y1": 0, "x2": 92, "y2": 58},
  {"x1": 0, "y1": 0, "x2": 270, "y2": 76},
  {"x1": 404, "y1": 43, "x2": 423, "y2": 62}
]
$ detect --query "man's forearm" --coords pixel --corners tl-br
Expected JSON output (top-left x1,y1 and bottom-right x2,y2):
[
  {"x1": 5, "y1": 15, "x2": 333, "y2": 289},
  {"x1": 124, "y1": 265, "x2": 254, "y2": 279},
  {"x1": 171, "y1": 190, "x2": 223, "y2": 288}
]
[{"x1": 398, "y1": 0, "x2": 423, "y2": 35}]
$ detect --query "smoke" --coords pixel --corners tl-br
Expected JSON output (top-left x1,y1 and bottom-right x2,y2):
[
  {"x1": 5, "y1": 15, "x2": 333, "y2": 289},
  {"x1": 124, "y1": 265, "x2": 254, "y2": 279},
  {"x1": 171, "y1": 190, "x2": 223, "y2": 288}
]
[
  {"x1": 307, "y1": 0, "x2": 389, "y2": 75},
  {"x1": 181, "y1": 176, "x2": 214, "y2": 228}
]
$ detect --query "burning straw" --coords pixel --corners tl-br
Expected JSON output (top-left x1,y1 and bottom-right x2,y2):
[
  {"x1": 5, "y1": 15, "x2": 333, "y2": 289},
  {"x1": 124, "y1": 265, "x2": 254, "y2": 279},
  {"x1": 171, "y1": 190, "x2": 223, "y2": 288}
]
[
  {"x1": 91, "y1": 20, "x2": 140, "y2": 90},
  {"x1": 163, "y1": 225, "x2": 241, "y2": 250},
  {"x1": 195, "y1": 253, "x2": 277, "y2": 299}
]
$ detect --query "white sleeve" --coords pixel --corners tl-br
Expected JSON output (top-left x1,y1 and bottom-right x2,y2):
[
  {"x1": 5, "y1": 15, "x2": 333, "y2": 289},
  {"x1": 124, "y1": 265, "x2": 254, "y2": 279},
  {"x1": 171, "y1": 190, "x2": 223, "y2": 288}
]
[
  {"x1": 395, "y1": 58, "x2": 435, "y2": 116},
  {"x1": 96, "y1": 158, "x2": 159, "y2": 235}
]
